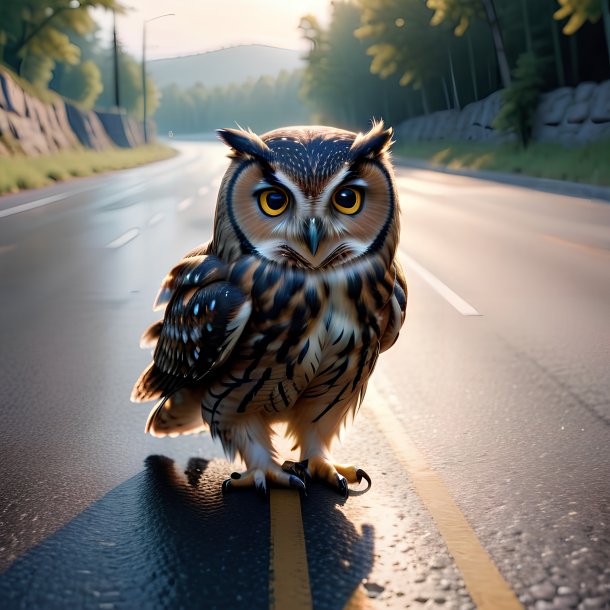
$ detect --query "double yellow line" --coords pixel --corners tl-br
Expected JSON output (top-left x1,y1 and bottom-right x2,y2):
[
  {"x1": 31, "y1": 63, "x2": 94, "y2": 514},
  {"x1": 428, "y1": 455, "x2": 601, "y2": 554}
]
[{"x1": 267, "y1": 379, "x2": 523, "y2": 610}]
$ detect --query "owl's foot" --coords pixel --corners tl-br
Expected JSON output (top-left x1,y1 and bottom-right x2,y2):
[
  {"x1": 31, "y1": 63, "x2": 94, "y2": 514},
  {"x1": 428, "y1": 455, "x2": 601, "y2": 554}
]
[
  {"x1": 222, "y1": 466, "x2": 306, "y2": 499},
  {"x1": 288, "y1": 456, "x2": 371, "y2": 498}
]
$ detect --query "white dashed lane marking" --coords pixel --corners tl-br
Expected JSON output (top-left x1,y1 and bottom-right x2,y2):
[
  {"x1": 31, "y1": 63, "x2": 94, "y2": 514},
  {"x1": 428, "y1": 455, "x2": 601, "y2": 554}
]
[
  {"x1": 148, "y1": 213, "x2": 165, "y2": 226},
  {"x1": 178, "y1": 196, "x2": 194, "y2": 211},
  {"x1": 106, "y1": 228, "x2": 140, "y2": 249}
]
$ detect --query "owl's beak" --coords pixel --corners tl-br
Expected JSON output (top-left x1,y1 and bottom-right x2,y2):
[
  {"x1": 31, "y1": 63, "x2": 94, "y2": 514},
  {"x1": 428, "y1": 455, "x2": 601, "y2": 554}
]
[{"x1": 305, "y1": 218, "x2": 323, "y2": 256}]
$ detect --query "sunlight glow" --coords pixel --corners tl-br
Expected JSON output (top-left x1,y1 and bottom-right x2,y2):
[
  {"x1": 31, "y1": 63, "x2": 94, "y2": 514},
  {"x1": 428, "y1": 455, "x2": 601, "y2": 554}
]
[{"x1": 93, "y1": 0, "x2": 333, "y2": 60}]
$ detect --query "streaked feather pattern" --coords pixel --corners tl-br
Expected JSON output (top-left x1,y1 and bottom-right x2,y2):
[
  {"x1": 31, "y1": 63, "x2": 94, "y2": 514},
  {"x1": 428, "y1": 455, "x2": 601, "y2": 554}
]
[{"x1": 132, "y1": 122, "x2": 407, "y2": 494}]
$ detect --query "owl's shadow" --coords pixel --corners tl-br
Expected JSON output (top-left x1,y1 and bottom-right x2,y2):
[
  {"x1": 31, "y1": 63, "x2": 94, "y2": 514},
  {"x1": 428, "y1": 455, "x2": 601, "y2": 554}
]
[
  {"x1": 149, "y1": 454, "x2": 376, "y2": 610},
  {"x1": 0, "y1": 455, "x2": 374, "y2": 610}
]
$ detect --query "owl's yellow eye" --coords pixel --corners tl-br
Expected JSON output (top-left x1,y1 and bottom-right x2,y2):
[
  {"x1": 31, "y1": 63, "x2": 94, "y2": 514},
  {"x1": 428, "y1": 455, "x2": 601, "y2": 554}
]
[
  {"x1": 258, "y1": 188, "x2": 289, "y2": 216},
  {"x1": 332, "y1": 187, "x2": 362, "y2": 215}
]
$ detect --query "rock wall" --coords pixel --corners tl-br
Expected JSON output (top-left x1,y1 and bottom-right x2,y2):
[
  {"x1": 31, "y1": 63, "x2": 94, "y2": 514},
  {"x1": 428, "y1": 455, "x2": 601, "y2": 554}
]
[
  {"x1": 0, "y1": 68, "x2": 146, "y2": 156},
  {"x1": 397, "y1": 91, "x2": 506, "y2": 144},
  {"x1": 396, "y1": 80, "x2": 610, "y2": 146},
  {"x1": 96, "y1": 111, "x2": 145, "y2": 148},
  {"x1": 533, "y1": 81, "x2": 610, "y2": 144},
  {"x1": 0, "y1": 68, "x2": 80, "y2": 156},
  {"x1": 64, "y1": 103, "x2": 113, "y2": 151}
]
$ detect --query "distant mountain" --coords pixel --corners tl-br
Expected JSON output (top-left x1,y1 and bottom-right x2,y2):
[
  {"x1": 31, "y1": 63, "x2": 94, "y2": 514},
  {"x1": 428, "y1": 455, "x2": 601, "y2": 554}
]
[{"x1": 148, "y1": 45, "x2": 305, "y2": 90}]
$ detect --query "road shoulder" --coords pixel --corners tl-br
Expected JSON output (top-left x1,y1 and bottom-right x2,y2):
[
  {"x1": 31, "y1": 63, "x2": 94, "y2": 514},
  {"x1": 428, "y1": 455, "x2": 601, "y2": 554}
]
[{"x1": 394, "y1": 156, "x2": 610, "y2": 204}]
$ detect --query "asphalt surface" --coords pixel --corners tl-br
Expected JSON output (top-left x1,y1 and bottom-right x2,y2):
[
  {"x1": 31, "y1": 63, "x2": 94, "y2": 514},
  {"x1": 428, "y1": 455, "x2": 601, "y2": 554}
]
[{"x1": 0, "y1": 141, "x2": 608, "y2": 610}]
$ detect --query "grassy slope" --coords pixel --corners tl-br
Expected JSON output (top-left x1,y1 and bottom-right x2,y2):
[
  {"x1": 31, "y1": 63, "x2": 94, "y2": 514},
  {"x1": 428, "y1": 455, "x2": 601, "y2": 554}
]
[
  {"x1": 396, "y1": 139, "x2": 610, "y2": 187},
  {"x1": 0, "y1": 64, "x2": 177, "y2": 195},
  {"x1": 0, "y1": 144, "x2": 177, "y2": 195}
]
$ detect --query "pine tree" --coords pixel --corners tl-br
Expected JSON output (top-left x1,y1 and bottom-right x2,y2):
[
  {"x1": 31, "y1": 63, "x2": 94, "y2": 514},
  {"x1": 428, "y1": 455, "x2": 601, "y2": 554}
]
[{"x1": 493, "y1": 52, "x2": 546, "y2": 147}]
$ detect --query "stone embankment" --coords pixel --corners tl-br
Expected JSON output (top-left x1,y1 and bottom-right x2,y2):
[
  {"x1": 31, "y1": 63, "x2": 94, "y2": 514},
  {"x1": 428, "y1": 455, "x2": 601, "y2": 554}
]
[
  {"x1": 0, "y1": 68, "x2": 146, "y2": 156},
  {"x1": 397, "y1": 80, "x2": 610, "y2": 146}
]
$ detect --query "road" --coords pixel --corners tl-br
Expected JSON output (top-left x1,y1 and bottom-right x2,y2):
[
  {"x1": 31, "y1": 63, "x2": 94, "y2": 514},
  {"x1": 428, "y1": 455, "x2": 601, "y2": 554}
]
[{"x1": 0, "y1": 140, "x2": 609, "y2": 610}]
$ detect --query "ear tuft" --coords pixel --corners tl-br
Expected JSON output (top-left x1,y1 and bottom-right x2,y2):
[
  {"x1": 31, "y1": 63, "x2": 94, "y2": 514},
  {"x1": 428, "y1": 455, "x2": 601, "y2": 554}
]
[
  {"x1": 216, "y1": 128, "x2": 271, "y2": 161},
  {"x1": 349, "y1": 120, "x2": 394, "y2": 161}
]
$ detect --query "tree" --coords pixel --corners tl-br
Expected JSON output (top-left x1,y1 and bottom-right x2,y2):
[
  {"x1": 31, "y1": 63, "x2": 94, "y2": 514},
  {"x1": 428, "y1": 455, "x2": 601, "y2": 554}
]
[
  {"x1": 554, "y1": 0, "x2": 610, "y2": 68},
  {"x1": 56, "y1": 59, "x2": 102, "y2": 108},
  {"x1": 426, "y1": 0, "x2": 512, "y2": 87},
  {"x1": 355, "y1": 0, "x2": 464, "y2": 112},
  {"x1": 20, "y1": 52, "x2": 56, "y2": 88},
  {"x1": 154, "y1": 70, "x2": 310, "y2": 136},
  {"x1": 493, "y1": 52, "x2": 546, "y2": 147},
  {"x1": 554, "y1": 0, "x2": 604, "y2": 33},
  {"x1": 300, "y1": 2, "x2": 417, "y2": 128},
  {"x1": 48, "y1": 25, "x2": 158, "y2": 118},
  {"x1": 0, "y1": 1, "x2": 122, "y2": 83}
]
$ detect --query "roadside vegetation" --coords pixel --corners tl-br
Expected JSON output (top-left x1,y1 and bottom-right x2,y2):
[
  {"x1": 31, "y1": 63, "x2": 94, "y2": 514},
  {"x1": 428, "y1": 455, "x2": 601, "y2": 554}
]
[
  {"x1": 1, "y1": 1, "x2": 609, "y2": 192},
  {"x1": 0, "y1": 1, "x2": 156, "y2": 117},
  {"x1": 396, "y1": 138, "x2": 610, "y2": 186},
  {"x1": 153, "y1": 0, "x2": 610, "y2": 144},
  {"x1": 0, "y1": 144, "x2": 176, "y2": 195},
  {"x1": 155, "y1": 70, "x2": 308, "y2": 135},
  {"x1": 298, "y1": 0, "x2": 610, "y2": 136}
]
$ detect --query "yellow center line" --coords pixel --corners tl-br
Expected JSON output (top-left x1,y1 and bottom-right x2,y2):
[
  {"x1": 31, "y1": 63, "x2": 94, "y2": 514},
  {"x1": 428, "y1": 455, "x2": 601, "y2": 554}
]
[
  {"x1": 367, "y1": 379, "x2": 523, "y2": 610},
  {"x1": 343, "y1": 585, "x2": 374, "y2": 610},
  {"x1": 269, "y1": 489, "x2": 312, "y2": 610}
]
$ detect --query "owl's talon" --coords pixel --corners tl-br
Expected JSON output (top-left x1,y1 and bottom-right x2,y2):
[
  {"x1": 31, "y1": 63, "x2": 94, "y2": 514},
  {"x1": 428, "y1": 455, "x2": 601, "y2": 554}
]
[
  {"x1": 255, "y1": 481, "x2": 268, "y2": 500},
  {"x1": 301, "y1": 456, "x2": 372, "y2": 497},
  {"x1": 336, "y1": 474, "x2": 349, "y2": 498},
  {"x1": 289, "y1": 474, "x2": 307, "y2": 492},
  {"x1": 224, "y1": 465, "x2": 304, "y2": 496},
  {"x1": 282, "y1": 460, "x2": 311, "y2": 482},
  {"x1": 356, "y1": 468, "x2": 372, "y2": 488}
]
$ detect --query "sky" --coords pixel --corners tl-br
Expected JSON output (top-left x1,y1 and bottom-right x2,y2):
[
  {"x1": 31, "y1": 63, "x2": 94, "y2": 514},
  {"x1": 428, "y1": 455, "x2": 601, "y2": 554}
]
[{"x1": 92, "y1": 0, "x2": 333, "y2": 60}]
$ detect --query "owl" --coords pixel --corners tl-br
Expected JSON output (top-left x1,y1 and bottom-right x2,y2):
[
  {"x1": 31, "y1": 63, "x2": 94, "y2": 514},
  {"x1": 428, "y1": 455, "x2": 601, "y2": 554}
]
[{"x1": 131, "y1": 122, "x2": 407, "y2": 497}]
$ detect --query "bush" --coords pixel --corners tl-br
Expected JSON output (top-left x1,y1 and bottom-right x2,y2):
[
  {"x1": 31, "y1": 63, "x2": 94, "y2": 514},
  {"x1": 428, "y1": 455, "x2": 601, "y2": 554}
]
[{"x1": 493, "y1": 53, "x2": 546, "y2": 148}]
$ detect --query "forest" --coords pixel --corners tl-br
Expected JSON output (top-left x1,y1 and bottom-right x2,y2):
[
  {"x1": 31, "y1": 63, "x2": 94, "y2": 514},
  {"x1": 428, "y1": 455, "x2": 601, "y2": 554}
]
[
  {"x1": 151, "y1": 0, "x2": 610, "y2": 139},
  {"x1": 298, "y1": 0, "x2": 610, "y2": 132},
  {"x1": 0, "y1": 0, "x2": 156, "y2": 119},
  {"x1": 154, "y1": 71, "x2": 309, "y2": 135},
  {"x1": 0, "y1": 0, "x2": 609, "y2": 139}
]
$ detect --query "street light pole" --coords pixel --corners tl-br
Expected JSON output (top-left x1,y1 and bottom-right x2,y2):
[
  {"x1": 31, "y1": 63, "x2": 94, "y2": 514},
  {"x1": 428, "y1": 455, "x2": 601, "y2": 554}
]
[
  {"x1": 142, "y1": 13, "x2": 175, "y2": 144},
  {"x1": 112, "y1": 9, "x2": 120, "y2": 110},
  {"x1": 141, "y1": 23, "x2": 147, "y2": 142}
]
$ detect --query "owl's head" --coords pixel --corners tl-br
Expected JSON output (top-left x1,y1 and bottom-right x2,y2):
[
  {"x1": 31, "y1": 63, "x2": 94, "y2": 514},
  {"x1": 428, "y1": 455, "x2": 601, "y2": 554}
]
[{"x1": 213, "y1": 122, "x2": 399, "y2": 269}]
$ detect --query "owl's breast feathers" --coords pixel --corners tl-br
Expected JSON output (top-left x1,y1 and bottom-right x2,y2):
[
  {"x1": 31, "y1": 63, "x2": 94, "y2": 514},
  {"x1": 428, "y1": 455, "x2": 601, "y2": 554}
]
[{"x1": 132, "y1": 250, "x2": 407, "y2": 423}]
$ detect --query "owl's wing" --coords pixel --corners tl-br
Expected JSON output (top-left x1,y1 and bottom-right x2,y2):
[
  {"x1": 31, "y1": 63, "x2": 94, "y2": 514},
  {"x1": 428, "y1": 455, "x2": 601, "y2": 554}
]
[
  {"x1": 131, "y1": 257, "x2": 252, "y2": 403},
  {"x1": 152, "y1": 251, "x2": 224, "y2": 312},
  {"x1": 379, "y1": 260, "x2": 408, "y2": 353},
  {"x1": 137, "y1": 253, "x2": 227, "y2": 348}
]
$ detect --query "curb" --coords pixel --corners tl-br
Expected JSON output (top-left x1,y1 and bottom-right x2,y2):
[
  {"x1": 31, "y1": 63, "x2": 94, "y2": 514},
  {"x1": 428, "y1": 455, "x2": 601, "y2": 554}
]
[{"x1": 394, "y1": 156, "x2": 610, "y2": 204}]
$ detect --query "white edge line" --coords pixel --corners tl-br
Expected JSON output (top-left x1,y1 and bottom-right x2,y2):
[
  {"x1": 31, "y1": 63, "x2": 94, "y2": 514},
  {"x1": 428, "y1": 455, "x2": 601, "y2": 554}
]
[
  {"x1": 106, "y1": 228, "x2": 140, "y2": 249},
  {"x1": 399, "y1": 249, "x2": 481, "y2": 316},
  {"x1": 0, "y1": 193, "x2": 69, "y2": 219},
  {"x1": 0, "y1": 179, "x2": 149, "y2": 221},
  {"x1": 178, "y1": 196, "x2": 194, "y2": 211}
]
